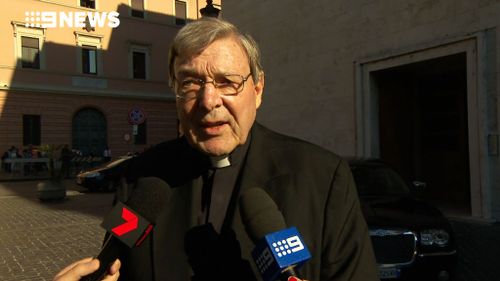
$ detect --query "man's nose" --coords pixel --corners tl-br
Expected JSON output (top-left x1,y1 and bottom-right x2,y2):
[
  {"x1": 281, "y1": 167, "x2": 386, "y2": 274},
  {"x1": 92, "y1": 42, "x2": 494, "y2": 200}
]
[{"x1": 198, "y1": 82, "x2": 222, "y2": 110}]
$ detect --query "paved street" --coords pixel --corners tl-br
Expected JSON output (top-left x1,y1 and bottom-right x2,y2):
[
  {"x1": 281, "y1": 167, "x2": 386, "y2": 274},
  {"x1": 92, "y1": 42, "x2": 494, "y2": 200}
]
[
  {"x1": 0, "y1": 177, "x2": 499, "y2": 281},
  {"x1": 0, "y1": 180, "x2": 114, "y2": 281},
  {"x1": 453, "y1": 220, "x2": 500, "y2": 281}
]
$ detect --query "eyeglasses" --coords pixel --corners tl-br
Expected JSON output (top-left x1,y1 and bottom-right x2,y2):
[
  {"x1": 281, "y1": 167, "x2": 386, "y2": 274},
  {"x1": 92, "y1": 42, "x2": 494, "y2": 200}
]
[{"x1": 174, "y1": 73, "x2": 252, "y2": 100}]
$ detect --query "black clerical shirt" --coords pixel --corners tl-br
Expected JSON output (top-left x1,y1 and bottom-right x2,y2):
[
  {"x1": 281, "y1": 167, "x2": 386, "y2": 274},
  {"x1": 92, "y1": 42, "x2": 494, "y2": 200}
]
[{"x1": 198, "y1": 135, "x2": 251, "y2": 233}]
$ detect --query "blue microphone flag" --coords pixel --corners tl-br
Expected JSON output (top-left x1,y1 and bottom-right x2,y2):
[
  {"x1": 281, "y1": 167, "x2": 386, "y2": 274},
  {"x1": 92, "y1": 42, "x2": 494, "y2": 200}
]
[{"x1": 251, "y1": 227, "x2": 311, "y2": 281}]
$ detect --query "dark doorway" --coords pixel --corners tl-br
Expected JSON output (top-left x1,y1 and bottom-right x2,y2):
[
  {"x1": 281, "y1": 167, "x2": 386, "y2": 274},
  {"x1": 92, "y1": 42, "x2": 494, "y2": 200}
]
[
  {"x1": 72, "y1": 108, "x2": 107, "y2": 157},
  {"x1": 372, "y1": 53, "x2": 471, "y2": 216}
]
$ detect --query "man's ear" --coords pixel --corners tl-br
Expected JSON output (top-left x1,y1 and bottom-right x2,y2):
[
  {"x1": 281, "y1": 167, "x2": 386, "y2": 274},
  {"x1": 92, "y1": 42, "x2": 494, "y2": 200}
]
[{"x1": 254, "y1": 72, "x2": 265, "y2": 109}]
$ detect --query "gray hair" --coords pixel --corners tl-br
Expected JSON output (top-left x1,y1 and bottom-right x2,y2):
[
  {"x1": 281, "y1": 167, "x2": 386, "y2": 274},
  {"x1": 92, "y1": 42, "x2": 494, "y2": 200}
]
[{"x1": 168, "y1": 17, "x2": 263, "y2": 86}]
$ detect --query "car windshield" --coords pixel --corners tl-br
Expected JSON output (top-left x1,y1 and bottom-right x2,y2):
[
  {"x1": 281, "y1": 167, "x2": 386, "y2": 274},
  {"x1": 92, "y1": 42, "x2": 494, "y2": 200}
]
[{"x1": 350, "y1": 164, "x2": 410, "y2": 196}]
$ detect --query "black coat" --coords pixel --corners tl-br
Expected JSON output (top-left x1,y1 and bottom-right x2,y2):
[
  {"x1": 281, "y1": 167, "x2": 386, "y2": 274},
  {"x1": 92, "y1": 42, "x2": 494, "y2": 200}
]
[{"x1": 117, "y1": 123, "x2": 378, "y2": 281}]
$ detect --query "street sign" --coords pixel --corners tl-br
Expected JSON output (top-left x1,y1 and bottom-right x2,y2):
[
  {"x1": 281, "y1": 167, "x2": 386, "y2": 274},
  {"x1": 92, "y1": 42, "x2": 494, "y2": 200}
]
[{"x1": 128, "y1": 107, "x2": 146, "y2": 125}]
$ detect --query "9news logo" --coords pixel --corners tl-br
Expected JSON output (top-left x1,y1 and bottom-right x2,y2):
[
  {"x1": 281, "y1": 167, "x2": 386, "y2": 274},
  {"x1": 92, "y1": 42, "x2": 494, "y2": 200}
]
[
  {"x1": 24, "y1": 11, "x2": 120, "y2": 28},
  {"x1": 255, "y1": 248, "x2": 274, "y2": 273},
  {"x1": 271, "y1": 235, "x2": 305, "y2": 257},
  {"x1": 255, "y1": 234, "x2": 306, "y2": 272},
  {"x1": 252, "y1": 227, "x2": 311, "y2": 281}
]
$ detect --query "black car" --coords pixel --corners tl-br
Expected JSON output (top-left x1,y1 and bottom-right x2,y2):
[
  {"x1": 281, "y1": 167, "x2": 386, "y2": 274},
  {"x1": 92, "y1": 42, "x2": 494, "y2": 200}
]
[
  {"x1": 76, "y1": 156, "x2": 132, "y2": 191},
  {"x1": 349, "y1": 159, "x2": 457, "y2": 281}
]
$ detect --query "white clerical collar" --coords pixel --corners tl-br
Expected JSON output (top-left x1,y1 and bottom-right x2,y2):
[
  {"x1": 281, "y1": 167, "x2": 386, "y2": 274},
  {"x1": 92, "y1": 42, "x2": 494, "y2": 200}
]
[{"x1": 209, "y1": 155, "x2": 231, "y2": 168}]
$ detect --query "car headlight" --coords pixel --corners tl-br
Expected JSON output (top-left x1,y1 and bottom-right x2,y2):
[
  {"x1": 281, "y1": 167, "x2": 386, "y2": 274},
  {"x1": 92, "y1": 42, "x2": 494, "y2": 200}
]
[{"x1": 420, "y1": 229, "x2": 450, "y2": 247}]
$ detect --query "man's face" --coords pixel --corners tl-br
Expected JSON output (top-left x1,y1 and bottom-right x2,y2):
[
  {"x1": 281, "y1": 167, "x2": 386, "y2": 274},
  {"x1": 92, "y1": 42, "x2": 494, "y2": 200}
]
[{"x1": 174, "y1": 37, "x2": 264, "y2": 156}]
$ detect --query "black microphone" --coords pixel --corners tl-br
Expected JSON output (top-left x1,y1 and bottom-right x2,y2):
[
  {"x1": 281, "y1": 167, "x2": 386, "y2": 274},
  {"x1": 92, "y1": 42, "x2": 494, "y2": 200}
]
[
  {"x1": 184, "y1": 223, "x2": 256, "y2": 281},
  {"x1": 81, "y1": 176, "x2": 172, "y2": 281},
  {"x1": 240, "y1": 188, "x2": 311, "y2": 281}
]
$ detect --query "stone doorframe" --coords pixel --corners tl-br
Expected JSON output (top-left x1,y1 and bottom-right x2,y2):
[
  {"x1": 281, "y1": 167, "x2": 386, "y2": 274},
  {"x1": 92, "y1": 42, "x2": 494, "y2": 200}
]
[{"x1": 354, "y1": 34, "x2": 491, "y2": 219}]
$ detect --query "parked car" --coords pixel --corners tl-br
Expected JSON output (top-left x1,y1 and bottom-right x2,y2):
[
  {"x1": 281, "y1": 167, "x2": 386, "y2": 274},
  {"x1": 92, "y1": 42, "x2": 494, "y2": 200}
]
[
  {"x1": 349, "y1": 159, "x2": 457, "y2": 281},
  {"x1": 75, "y1": 156, "x2": 132, "y2": 191}
]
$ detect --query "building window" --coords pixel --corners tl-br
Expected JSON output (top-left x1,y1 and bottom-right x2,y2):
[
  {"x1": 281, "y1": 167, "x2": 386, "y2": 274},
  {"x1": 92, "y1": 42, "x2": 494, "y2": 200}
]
[
  {"x1": 80, "y1": 0, "x2": 96, "y2": 9},
  {"x1": 175, "y1": 0, "x2": 187, "y2": 25},
  {"x1": 134, "y1": 121, "x2": 147, "y2": 145},
  {"x1": 82, "y1": 46, "x2": 97, "y2": 74},
  {"x1": 21, "y1": 37, "x2": 40, "y2": 69},
  {"x1": 131, "y1": 0, "x2": 145, "y2": 18},
  {"x1": 12, "y1": 23, "x2": 46, "y2": 70},
  {"x1": 23, "y1": 115, "x2": 41, "y2": 146},
  {"x1": 133, "y1": 51, "x2": 146, "y2": 79},
  {"x1": 129, "y1": 44, "x2": 149, "y2": 79},
  {"x1": 75, "y1": 32, "x2": 103, "y2": 75}
]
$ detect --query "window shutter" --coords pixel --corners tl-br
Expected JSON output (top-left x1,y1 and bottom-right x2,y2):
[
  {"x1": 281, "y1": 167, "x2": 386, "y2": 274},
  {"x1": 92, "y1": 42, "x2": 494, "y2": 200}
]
[{"x1": 22, "y1": 37, "x2": 39, "y2": 49}]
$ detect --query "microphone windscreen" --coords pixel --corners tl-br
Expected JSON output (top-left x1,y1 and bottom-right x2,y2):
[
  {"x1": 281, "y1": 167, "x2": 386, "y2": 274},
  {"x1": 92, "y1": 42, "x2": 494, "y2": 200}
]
[
  {"x1": 126, "y1": 176, "x2": 172, "y2": 223},
  {"x1": 82, "y1": 177, "x2": 172, "y2": 281},
  {"x1": 239, "y1": 188, "x2": 287, "y2": 242}
]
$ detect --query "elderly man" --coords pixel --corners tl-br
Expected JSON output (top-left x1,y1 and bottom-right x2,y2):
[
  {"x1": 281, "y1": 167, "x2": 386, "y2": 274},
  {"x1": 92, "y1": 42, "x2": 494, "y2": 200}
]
[{"x1": 54, "y1": 18, "x2": 378, "y2": 281}]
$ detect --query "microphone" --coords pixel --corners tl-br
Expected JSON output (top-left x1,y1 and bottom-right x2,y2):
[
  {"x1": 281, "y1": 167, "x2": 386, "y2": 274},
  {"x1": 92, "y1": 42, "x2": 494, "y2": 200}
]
[
  {"x1": 240, "y1": 188, "x2": 311, "y2": 281},
  {"x1": 81, "y1": 177, "x2": 172, "y2": 281}
]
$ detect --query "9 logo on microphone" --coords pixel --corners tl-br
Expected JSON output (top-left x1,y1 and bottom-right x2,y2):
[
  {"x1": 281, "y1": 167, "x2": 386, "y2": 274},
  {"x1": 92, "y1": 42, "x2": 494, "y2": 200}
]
[
  {"x1": 255, "y1": 248, "x2": 274, "y2": 273},
  {"x1": 271, "y1": 235, "x2": 305, "y2": 257},
  {"x1": 252, "y1": 226, "x2": 312, "y2": 281}
]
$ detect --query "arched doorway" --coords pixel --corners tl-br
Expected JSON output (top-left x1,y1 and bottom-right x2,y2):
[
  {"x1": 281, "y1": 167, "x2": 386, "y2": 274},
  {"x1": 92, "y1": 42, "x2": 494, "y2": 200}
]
[{"x1": 72, "y1": 108, "x2": 107, "y2": 156}]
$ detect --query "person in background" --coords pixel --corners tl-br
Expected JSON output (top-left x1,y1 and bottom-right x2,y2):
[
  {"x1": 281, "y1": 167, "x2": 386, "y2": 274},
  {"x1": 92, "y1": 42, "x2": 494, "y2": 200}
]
[
  {"x1": 22, "y1": 147, "x2": 32, "y2": 176},
  {"x1": 61, "y1": 145, "x2": 73, "y2": 179},
  {"x1": 6, "y1": 146, "x2": 20, "y2": 174},
  {"x1": 103, "y1": 147, "x2": 112, "y2": 163},
  {"x1": 1, "y1": 149, "x2": 8, "y2": 172}
]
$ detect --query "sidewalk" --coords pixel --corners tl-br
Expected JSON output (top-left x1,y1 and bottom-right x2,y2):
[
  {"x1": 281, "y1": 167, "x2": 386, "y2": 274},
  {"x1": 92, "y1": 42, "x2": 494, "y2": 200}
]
[
  {"x1": 0, "y1": 176, "x2": 499, "y2": 281},
  {"x1": 452, "y1": 219, "x2": 500, "y2": 281},
  {"x1": 0, "y1": 179, "x2": 114, "y2": 281}
]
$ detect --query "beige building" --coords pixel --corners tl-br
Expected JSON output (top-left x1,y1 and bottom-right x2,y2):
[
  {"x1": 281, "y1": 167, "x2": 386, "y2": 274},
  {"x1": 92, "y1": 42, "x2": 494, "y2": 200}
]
[
  {"x1": 224, "y1": 1, "x2": 500, "y2": 221},
  {"x1": 0, "y1": 0, "x2": 221, "y2": 157}
]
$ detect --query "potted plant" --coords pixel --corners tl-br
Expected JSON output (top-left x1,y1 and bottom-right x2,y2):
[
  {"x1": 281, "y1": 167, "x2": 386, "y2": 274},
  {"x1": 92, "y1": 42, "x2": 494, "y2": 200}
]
[{"x1": 37, "y1": 144, "x2": 66, "y2": 201}]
